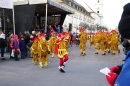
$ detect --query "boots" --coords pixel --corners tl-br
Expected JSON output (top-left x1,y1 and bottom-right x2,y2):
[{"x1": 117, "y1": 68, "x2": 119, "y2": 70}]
[
  {"x1": 21, "y1": 56, "x2": 24, "y2": 59},
  {"x1": 14, "y1": 54, "x2": 19, "y2": 61},
  {"x1": 44, "y1": 61, "x2": 48, "y2": 67},
  {"x1": 51, "y1": 53, "x2": 54, "y2": 58},
  {"x1": 59, "y1": 66, "x2": 65, "y2": 73}
]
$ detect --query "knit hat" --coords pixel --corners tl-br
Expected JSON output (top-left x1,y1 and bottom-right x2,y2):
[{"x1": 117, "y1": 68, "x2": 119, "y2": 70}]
[{"x1": 118, "y1": 3, "x2": 130, "y2": 39}]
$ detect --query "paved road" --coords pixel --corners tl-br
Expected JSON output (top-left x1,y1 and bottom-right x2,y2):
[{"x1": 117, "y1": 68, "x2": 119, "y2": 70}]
[{"x1": 0, "y1": 43, "x2": 125, "y2": 86}]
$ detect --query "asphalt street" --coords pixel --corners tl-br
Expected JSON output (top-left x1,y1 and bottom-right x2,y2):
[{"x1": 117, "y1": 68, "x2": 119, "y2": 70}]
[{"x1": 0, "y1": 43, "x2": 125, "y2": 86}]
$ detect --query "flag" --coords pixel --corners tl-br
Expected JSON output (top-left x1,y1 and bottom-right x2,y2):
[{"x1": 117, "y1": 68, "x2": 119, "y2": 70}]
[{"x1": 0, "y1": 0, "x2": 13, "y2": 9}]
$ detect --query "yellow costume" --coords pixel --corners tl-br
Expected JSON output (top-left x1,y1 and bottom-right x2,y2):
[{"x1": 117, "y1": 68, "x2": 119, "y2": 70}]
[
  {"x1": 79, "y1": 28, "x2": 88, "y2": 55},
  {"x1": 48, "y1": 29, "x2": 56, "y2": 58},
  {"x1": 105, "y1": 32, "x2": 112, "y2": 53},
  {"x1": 38, "y1": 34, "x2": 49, "y2": 68},
  {"x1": 95, "y1": 30, "x2": 106, "y2": 55},
  {"x1": 63, "y1": 32, "x2": 70, "y2": 52},
  {"x1": 30, "y1": 38, "x2": 39, "y2": 65},
  {"x1": 89, "y1": 33, "x2": 96, "y2": 48},
  {"x1": 110, "y1": 30, "x2": 120, "y2": 55}
]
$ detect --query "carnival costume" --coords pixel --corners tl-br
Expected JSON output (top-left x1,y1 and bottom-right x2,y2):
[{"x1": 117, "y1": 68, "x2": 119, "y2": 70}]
[
  {"x1": 105, "y1": 32, "x2": 112, "y2": 53},
  {"x1": 30, "y1": 38, "x2": 39, "y2": 65},
  {"x1": 110, "y1": 30, "x2": 120, "y2": 55},
  {"x1": 79, "y1": 28, "x2": 88, "y2": 56},
  {"x1": 38, "y1": 34, "x2": 49, "y2": 68},
  {"x1": 55, "y1": 33, "x2": 69, "y2": 73},
  {"x1": 63, "y1": 32, "x2": 70, "y2": 52},
  {"x1": 95, "y1": 30, "x2": 106, "y2": 55},
  {"x1": 48, "y1": 29, "x2": 56, "y2": 58},
  {"x1": 89, "y1": 33, "x2": 96, "y2": 48}
]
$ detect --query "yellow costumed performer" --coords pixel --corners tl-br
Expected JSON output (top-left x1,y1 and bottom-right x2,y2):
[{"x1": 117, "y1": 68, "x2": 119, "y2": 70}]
[
  {"x1": 63, "y1": 31, "x2": 70, "y2": 52},
  {"x1": 89, "y1": 33, "x2": 96, "y2": 48},
  {"x1": 95, "y1": 30, "x2": 106, "y2": 55},
  {"x1": 110, "y1": 30, "x2": 120, "y2": 55},
  {"x1": 38, "y1": 33, "x2": 49, "y2": 68},
  {"x1": 55, "y1": 33, "x2": 69, "y2": 73},
  {"x1": 48, "y1": 29, "x2": 56, "y2": 58},
  {"x1": 30, "y1": 38, "x2": 39, "y2": 65},
  {"x1": 79, "y1": 28, "x2": 88, "y2": 56},
  {"x1": 105, "y1": 32, "x2": 112, "y2": 53}
]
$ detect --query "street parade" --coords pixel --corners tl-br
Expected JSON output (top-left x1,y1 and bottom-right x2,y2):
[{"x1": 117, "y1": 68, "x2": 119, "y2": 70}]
[{"x1": 0, "y1": 0, "x2": 130, "y2": 86}]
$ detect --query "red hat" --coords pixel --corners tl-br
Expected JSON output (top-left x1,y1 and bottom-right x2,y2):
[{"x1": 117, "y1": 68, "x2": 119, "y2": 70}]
[
  {"x1": 63, "y1": 31, "x2": 68, "y2": 35},
  {"x1": 111, "y1": 30, "x2": 116, "y2": 33},
  {"x1": 98, "y1": 30, "x2": 103, "y2": 33},
  {"x1": 79, "y1": 28, "x2": 84, "y2": 32},
  {"x1": 92, "y1": 33, "x2": 95, "y2": 35},
  {"x1": 41, "y1": 33, "x2": 45, "y2": 37},
  {"x1": 32, "y1": 37, "x2": 39, "y2": 43},
  {"x1": 58, "y1": 33, "x2": 64, "y2": 40},
  {"x1": 13, "y1": 34, "x2": 18, "y2": 39}
]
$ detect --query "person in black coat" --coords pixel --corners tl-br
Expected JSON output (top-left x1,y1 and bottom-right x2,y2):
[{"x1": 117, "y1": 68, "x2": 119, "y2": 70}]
[
  {"x1": 24, "y1": 31, "x2": 30, "y2": 57},
  {"x1": 0, "y1": 33, "x2": 7, "y2": 60}
]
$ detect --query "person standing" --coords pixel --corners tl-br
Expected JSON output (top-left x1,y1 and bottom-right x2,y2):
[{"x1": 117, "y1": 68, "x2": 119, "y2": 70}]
[
  {"x1": 0, "y1": 33, "x2": 7, "y2": 60},
  {"x1": 46, "y1": 25, "x2": 52, "y2": 40},
  {"x1": 55, "y1": 33, "x2": 69, "y2": 73},
  {"x1": 106, "y1": 3, "x2": 130, "y2": 86},
  {"x1": 19, "y1": 35, "x2": 26, "y2": 59},
  {"x1": 10, "y1": 34, "x2": 20, "y2": 61},
  {"x1": 24, "y1": 31, "x2": 30, "y2": 57},
  {"x1": 8, "y1": 33, "x2": 14, "y2": 59},
  {"x1": 76, "y1": 33, "x2": 80, "y2": 45},
  {"x1": 56, "y1": 25, "x2": 60, "y2": 34}
]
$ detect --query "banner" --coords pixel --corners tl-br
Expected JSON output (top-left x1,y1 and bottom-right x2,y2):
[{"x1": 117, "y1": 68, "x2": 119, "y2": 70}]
[
  {"x1": 29, "y1": 0, "x2": 47, "y2": 5},
  {"x1": 0, "y1": 0, "x2": 13, "y2": 9}
]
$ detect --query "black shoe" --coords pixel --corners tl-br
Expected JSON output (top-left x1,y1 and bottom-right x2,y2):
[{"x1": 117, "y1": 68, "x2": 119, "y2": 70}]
[
  {"x1": 59, "y1": 68, "x2": 65, "y2": 73},
  {"x1": 80, "y1": 52, "x2": 83, "y2": 55},
  {"x1": 1, "y1": 58, "x2": 6, "y2": 60},
  {"x1": 15, "y1": 58, "x2": 19, "y2": 61},
  {"x1": 10, "y1": 56, "x2": 14, "y2": 59},
  {"x1": 95, "y1": 52, "x2": 98, "y2": 54},
  {"x1": 63, "y1": 64, "x2": 65, "y2": 68},
  {"x1": 21, "y1": 56, "x2": 24, "y2": 59}
]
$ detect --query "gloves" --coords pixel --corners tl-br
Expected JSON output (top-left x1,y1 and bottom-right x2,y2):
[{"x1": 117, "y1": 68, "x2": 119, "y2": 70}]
[
  {"x1": 106, "y1": 73, "x2": 118, "y2": 86},
  {"x1": 109, "y1": 66, "x2": 121, "y2": 75},
  {"x1": 106, "y1": 66, "x2": 121, "y2": 86}
]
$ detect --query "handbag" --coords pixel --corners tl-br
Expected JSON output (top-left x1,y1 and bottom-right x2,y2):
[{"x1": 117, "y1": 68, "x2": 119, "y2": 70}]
[{"x1": 11, "y1": 50, "x2": 14, "y2": 57}]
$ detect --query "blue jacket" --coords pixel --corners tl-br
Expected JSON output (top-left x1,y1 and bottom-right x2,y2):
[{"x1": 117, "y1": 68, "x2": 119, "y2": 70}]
[{"x1": 115, "y1": 51, "x2": 130, "y2": 86}]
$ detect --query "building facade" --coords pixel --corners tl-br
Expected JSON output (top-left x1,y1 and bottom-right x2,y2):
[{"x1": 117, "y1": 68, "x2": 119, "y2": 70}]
[{"x1": 54, "y1": 0, "x2": 102, "y2": 33}]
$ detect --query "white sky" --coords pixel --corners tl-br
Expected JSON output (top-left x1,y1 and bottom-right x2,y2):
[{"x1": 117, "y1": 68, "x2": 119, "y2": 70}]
[{"x1": 75, "y1": 0, "x2": 130, "y2": 29}]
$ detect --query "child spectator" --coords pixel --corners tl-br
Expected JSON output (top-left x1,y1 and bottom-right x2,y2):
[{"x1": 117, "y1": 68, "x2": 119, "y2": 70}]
[
  {"x1": 10, "y1": 34, "x2": 20, "y2": 61},
  {"x1": 19, "y1": 35, "x2": 26, "y2": 59}
]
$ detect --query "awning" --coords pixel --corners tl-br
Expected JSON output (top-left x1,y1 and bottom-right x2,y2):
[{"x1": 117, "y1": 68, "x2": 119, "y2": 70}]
[
  {"x1": 29, "y1": 0, "x2": 74, "y2": 15},
  {"x1": 48, "y1": 0, "x2": 74, "y2": 14}
]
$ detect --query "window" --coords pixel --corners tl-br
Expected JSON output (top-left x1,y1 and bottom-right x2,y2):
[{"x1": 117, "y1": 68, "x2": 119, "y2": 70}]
[
  {"x1": 73, "y1": 4, "x2": 75, "y2": 8},
  {"x1": 69, "y1": 2, "x2": 71, "y2": 6},
  {"x1": 77, "y1": 6, "x2": 78, "y2": 10},
  {"x1": 98, "y1": 0, "x2": 100, "y2": 3}
]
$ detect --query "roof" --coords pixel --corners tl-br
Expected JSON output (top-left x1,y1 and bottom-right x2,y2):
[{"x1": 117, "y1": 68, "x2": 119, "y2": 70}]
[{"x1": 35, "y1": 0, "x2": 74, "y2": 16}]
